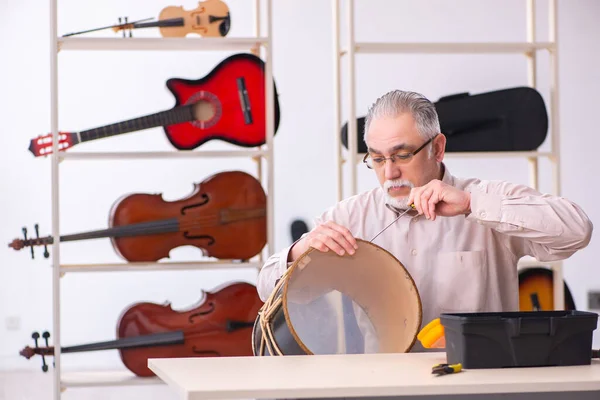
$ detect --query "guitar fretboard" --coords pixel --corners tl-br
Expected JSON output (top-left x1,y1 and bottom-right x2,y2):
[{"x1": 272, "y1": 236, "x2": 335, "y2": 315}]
[{"x1": 77, "y1": 104, "x2": 195, "y2": 143}]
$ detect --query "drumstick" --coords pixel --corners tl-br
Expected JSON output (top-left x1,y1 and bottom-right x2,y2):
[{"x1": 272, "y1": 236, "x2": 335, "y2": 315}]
[{"x1": 369, "y1": 204, "x2": 416, "y2": 243}]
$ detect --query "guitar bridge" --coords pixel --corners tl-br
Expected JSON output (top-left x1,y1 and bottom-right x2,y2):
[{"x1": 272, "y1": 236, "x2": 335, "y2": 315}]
[{"x1": 237, "y1": 77, "x2": 253, "y2": 125}]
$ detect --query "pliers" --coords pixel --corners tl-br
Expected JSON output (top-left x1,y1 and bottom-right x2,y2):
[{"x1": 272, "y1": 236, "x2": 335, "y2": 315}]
[{"x1": 432, "y1": 363, "x2": 462, "y2": 376}]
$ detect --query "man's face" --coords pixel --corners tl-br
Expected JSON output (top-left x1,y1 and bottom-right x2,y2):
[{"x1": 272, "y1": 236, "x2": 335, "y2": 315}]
[{"x1": 365, "y1": 113, "x2": 445, "y2": 209}]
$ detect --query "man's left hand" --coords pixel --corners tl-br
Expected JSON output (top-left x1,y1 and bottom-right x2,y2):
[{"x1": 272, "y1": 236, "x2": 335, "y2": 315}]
[{"x1": 407, "y1": 180, "x2": 471, "y2": 220}]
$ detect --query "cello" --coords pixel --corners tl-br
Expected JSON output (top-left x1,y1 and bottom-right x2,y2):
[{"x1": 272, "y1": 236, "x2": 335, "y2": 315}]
[
  {"x1": 19, "y1": 281, "x2": 263, "y2": 377},
  {"x1": 8, "y1": 170, "x2": 267, "y2": 262}
]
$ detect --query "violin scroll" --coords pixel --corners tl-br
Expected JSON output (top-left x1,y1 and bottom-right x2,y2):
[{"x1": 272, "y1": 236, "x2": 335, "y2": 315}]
[{"x1": 8, "y1": 224, "x2": 51, "y2": 259}]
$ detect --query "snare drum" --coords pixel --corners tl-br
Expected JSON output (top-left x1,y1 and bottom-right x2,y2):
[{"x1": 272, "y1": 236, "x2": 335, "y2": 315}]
[{"x1": 252, "y1": 238, "x2": 422, "y2": 356}]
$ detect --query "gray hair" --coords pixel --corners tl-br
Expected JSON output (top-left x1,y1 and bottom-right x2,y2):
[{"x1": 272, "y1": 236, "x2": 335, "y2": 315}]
[{"x1": 363, "y1": 90, "x2": 440, "y2": 143}]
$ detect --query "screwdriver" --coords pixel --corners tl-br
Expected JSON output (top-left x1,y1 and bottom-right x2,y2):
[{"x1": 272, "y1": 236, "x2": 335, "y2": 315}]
[{"x1": 369, "y1": 203, "x2": 416, "y2": 243}]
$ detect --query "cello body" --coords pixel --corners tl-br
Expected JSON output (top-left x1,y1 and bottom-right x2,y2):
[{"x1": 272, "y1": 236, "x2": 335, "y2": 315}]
[
  {"x1": 118, "y1": 282, "x2": 263, "y2": 377},
  {"x1": 109, "y1": 170, "x2": 267, "y2": 262}
]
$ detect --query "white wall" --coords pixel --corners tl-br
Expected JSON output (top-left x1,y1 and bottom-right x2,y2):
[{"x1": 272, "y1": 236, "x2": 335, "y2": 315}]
[{"x1": 0, "y1": 0, "x2": 598, "y2": 377}]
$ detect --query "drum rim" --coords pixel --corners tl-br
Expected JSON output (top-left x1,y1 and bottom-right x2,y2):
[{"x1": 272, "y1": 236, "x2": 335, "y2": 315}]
[{"x1": 280, "y1": 237, "x2": 423, "y2": 355}]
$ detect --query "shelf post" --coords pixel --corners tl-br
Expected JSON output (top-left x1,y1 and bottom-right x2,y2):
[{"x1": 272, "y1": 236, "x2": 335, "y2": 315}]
[
  {"x1": 265, "y1": 0, "x2": 275, "y2": 257},
  {"x1": 526, "y1": 0, "x2": 540, "y2": 192},
  {"x1": 548, "y1": 0, "x2": 564, "y2": 311},
  {"x1": 333, "y1": 0, "x2": 343, "y2": 202},
  {"x1": 346, "y1": 0, "x2": 357, "y2": 197},
  {"x1": 49, "y1": 0, "x2": 62, "y2": 398}
]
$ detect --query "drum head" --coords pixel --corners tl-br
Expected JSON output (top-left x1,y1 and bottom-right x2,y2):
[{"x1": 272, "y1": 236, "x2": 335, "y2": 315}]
[{"x1": 280, "y1": 238, "x2": 422, "y2": 355}]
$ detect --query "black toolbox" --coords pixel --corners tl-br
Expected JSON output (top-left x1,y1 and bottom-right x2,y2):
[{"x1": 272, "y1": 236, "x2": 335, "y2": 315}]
[{"x1": 440, "y1": 310, "x2": 598, "y2": 369}]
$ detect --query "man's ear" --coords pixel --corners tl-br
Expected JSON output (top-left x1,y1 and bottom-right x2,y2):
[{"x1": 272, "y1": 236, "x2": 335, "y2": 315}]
[{"x1": 434, "y1": 134, "x2": 446, "y2": 162}]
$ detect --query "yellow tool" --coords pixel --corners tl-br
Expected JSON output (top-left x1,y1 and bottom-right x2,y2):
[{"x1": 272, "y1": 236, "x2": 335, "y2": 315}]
[
  {"x1": 417, "y1": 317, "x2": 446, "y2": 349},
  {"x1": 432, "y1": 363, "x2": 462, "y2": 376}
]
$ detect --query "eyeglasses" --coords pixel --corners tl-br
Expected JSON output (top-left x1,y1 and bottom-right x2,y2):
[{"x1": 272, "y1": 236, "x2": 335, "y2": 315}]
[{"x1": 363, "y1": 135, "x2": 436, "y2": 169}]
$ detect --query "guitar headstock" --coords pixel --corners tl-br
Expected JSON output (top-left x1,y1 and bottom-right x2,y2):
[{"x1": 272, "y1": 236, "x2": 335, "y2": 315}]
[
  {"x1": 28, "y1": 132, "x2": 75, "y2": 157},
  {"x1": 20, "y1": 331, "x2": 54, "y2": 372},
  {"x1": 8, "y1": 224, "x2": 51, "y2": 259}
]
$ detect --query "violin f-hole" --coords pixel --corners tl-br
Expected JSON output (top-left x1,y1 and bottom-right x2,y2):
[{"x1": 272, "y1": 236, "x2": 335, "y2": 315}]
[
  {"x1": 181, "y1": 193, "x2": 209, "y2": 215},
  {"x1": 188, "y1": 302, "x2": 215, "y2": 324}
]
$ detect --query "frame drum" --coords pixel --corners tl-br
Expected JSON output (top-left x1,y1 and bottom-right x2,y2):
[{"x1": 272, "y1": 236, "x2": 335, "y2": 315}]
[{"x1": 252, "y1": 239, "x2": 422, "y2": 356}]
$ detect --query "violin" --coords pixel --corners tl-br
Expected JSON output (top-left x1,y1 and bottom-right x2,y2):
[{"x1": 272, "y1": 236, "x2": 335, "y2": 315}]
[
  {"x1": 20, "y1": 282, "x2": 263, "y2": 377},
  {"x1": 8, "y1": 170, "x2": 267, "y2": 262},
  {"x1": 63, "y1": 0, "x2": 231, "y2": 38}
]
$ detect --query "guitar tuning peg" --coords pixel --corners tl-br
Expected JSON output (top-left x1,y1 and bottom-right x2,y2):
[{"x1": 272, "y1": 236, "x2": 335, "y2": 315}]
[{"x1": 42, "y1": 331, "x2": 50, "y2": 347}]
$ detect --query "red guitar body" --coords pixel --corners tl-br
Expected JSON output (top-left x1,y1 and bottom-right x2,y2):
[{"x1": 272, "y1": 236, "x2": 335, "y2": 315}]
[{"x1": 164, "y1": 53, "x2": 280, "y2": 149}]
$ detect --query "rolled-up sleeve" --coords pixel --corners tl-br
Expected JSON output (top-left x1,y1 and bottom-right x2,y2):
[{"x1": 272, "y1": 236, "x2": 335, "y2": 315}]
[
  {"x1": 256, "y1": 241, "x2": 297, "y2": 302},
  {"x1": 256, "y1": 200, "x2": 354, "y2": 302},
  {"x1": 465, "y1": 180, "x2": 593, "y2": 260}
]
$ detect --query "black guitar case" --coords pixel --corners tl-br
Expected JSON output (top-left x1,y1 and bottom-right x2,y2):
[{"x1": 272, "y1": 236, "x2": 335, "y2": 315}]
[{"x1": 341, "y1": 86, "x2": 548, "y2": 153}]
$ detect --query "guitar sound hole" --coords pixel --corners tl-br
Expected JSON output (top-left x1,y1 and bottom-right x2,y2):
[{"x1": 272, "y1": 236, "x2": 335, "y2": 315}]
[
  {"x1": 186, "y1": 91, "x2": 222, "y2": 129},
  {"x1": 192, "y1": 100, "x2": 216, "y2": 122}
]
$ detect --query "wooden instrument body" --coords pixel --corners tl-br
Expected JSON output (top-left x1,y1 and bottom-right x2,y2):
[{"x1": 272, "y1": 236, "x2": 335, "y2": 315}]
[
  {"x1": 164, "y1": 53, "x2": 280, "y2": 150},
  {"x1": 118, "y1": 282, "x2": 263, "y2": 377},
  {"x1": 518, "y1": 267, "x2": 576, "y2": 311},
  {"x1": 109, "y1": 170, "x2": 266, "y2": 262},
  {"x1": 19, "y1": 282, "x2": 263, "y2": 377},
  {"x1": 159, "y1": 0, "x2": 231, "y2": 37}
]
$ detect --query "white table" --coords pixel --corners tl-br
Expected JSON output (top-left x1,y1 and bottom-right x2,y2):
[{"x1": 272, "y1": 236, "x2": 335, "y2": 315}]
[{"x1": 148, "y1": 352, "x2": 600, "y2": 400}]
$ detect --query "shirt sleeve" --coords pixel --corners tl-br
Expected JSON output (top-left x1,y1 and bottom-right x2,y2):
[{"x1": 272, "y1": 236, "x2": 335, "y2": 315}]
[
  {"x1": 256, "y1": 201, "x2": 353, "y2": 302},
  {"x1": 464, "y1": 180, "x2": 593, "y2": 261}
]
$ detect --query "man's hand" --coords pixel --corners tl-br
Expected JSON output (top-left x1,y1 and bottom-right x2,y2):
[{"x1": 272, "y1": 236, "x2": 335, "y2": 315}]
[
  {"x1": 407, "y1": 179, "x2": 471, "y2": 221},
  {"x1": 289, "y1": 221, "x2": 357, "y2": 261}
]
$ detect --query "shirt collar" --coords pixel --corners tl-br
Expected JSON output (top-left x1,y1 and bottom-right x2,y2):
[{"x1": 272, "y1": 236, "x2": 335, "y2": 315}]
[{"x1": 384, "y1": 163, "x2": 455, "y2": 216}]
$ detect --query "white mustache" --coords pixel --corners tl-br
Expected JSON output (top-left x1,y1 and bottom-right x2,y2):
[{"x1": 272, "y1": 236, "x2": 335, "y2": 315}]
[{"x1": 384, "y1": 179, "x2": 414, "y2": 192}]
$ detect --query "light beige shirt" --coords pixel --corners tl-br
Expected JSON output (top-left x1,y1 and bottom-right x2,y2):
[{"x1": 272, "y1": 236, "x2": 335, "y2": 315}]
[{"x1": 256, "y1": 164, "x2": 593, "y2": 352}]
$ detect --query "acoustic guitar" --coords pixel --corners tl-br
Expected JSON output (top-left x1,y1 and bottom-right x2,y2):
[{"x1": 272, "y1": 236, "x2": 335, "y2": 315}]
[
  {"x1": 518, "y1": 267, "x2": 576, "y2": 311},
  {"x1": 28, "y1": 52, "x2": 281, "y2": 157}
]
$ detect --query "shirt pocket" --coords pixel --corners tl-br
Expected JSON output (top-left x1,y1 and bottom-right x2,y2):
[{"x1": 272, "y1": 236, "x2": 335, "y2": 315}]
[{"x1": 433, "y1": 250, "x2": 488, "y2": 313}]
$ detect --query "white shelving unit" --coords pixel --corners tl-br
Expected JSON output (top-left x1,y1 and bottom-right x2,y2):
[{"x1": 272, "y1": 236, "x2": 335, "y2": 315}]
[
  {"x1": 332, "y1": 0, "x2": 564, "y2": 310},
  {"x1": 46, "y1": 0, "x2": 275, "y2": 398}
]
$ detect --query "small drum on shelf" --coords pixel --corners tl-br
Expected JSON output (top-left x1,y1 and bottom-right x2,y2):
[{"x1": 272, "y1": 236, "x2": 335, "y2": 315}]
[{"x1": 252, "y1": 238, "x2": 423, "y2": 356}]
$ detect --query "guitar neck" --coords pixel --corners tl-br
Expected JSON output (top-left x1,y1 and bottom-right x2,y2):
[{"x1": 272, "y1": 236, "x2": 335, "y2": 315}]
[
  {"x1": 76, "y1": 104, "x2": 195, "y2": 144},
  {"x1": 62, "y1": 330, "x2": 185, "y2": 354}
]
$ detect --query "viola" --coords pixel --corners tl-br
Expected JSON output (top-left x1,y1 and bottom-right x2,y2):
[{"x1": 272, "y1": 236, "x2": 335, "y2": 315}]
[
  {"x1": 27, "y1": 52, "x2": 281, "y2": 157},
  {"x1": 8, "y1": 170, "x2": 267, "y2": 262},
  {"x1": 20, "y1": 282, "x2": 263, "y2": 377}
]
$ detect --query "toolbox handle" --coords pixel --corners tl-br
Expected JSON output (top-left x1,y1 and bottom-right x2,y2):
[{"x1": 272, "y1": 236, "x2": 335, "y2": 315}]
[{"x1": 507, "y1": 316, "x2": 558, "y2": 336}]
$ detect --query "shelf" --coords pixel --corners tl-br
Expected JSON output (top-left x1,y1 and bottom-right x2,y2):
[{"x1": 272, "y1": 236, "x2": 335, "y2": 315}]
[
  {"x1": 518, "y1": 257, "x2": 561, "y2": 270},
  {"x1": 61, "y1": 370, "x2": 162, "y2": 388},
  {"x1": 443, "y1": 151, "x2": 553, "y2": 159},
  {"x1": 345, "y1": 151, "x2": 553, "y2": 164},
  {"x1": 345, "y1": 41, "x2": 555, "y2": 55},
  {"x1": 57, "y1": 37, "x2": 268, "y2": 52},
  {"x1": 57, "y1": 149, "x2": 268, "y2": 161},
  {"x1": 60, "y1": 260, "x2": 261, "y2": 273}
]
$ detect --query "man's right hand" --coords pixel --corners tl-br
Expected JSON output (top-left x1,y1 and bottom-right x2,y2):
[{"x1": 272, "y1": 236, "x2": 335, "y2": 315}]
[{"x1": 289, "y1": 221, "x2": 358, "y2": 261}]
